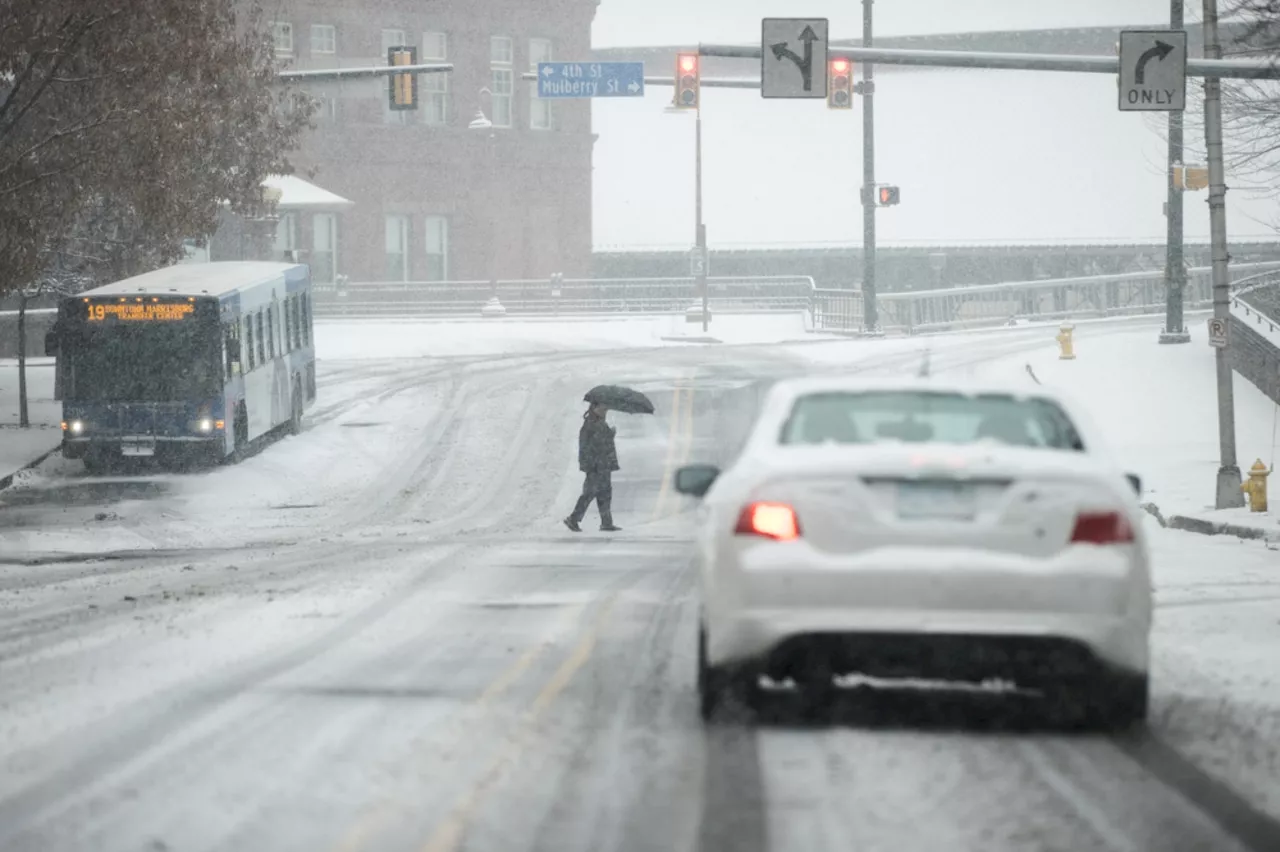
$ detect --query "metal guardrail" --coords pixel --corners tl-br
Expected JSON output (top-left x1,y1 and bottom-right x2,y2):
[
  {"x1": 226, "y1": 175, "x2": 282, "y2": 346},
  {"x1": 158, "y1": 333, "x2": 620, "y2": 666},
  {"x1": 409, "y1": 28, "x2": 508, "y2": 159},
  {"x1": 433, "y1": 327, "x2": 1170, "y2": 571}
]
[
  {"x1": 812, "y1": 261, "x2": 1280, "y2": 335},
  {"x1": 311, "y1": 275, "x2": 817, "y2": 318}
]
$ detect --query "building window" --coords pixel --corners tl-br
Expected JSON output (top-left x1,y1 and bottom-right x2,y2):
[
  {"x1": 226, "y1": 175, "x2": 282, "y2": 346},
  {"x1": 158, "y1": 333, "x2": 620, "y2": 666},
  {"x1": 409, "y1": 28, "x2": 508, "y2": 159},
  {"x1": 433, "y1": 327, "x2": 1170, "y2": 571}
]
[
  {"x1": 314, "y1": 96, "x2": 338, "y2": 123},
  {"x1": 385, "y1": 214, "x2": 409, "y2": 281},
  {"x1": 313, "y1": 213, "x2": 337, "y2": 284},
  {"x1": 275, "y1": 212, "x2": 297, "y2": 261},
  {"x1": 383, "y1": 29, "x2": 409, "y2": 125},
  {"x1": 311, "y1": 24, "x2": 336, "y2": 55},
  {"x1": 490, "y1": 36, "x2": 514, "y2": 128},
  {"x1": 271, "y1": 22, "x2": 293, "y2": 55},
  {"x1": 424, "y1": 216, "x2": 449, "y2": 281},
  {"x1": 421, "y1": 32, "x2": 449, "y2": 125},
  {"x1": 529, "y1": 38, "x2": 553, "y2": 130}
]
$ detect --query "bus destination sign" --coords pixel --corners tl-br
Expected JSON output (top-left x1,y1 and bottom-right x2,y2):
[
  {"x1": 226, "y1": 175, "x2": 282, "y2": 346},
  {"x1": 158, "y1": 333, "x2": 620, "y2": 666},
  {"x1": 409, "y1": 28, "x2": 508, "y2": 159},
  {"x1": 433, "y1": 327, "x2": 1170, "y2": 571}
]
[{"x1": 86, "y1": 301, "x2": 195, "y2": 322}]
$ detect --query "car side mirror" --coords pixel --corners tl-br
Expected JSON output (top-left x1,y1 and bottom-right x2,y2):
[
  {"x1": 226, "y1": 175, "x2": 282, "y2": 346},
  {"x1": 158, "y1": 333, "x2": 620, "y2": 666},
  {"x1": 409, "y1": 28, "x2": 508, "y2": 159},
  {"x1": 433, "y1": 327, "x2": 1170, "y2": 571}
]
[
  {"x1": 675, "y1": 464, "x2": 720, "y2": 498},
  {"x1": 1126, "y1": 473, "x2": 1142, "y2": 496}
]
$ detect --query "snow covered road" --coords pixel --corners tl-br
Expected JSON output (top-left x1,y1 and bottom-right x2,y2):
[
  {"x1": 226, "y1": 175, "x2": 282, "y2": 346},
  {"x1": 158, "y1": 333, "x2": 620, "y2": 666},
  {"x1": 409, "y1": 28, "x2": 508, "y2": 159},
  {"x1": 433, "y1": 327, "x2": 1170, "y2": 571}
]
[{"x1": 1, "y1": 321, "x2": 1278, "y2": 851}]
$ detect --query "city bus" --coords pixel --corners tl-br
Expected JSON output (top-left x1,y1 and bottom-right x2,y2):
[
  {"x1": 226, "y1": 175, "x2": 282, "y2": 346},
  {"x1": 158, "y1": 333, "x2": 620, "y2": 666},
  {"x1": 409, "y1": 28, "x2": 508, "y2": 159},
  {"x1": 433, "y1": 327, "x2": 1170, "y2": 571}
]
[{"x1": 45, "y1": 261, "x2": 316, "y2": 472}]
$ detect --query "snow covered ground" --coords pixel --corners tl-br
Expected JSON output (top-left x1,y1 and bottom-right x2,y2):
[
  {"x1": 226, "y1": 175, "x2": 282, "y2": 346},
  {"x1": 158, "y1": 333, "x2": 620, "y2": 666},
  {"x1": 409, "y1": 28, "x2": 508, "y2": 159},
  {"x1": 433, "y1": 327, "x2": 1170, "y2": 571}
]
[
  {"x1": 4, "y1": 312, "x2": 1280, "y2": 843},
  {"x1": 314, "y1": 311, "x2": 822, "y2": 360},
  {"x1": 0, "y1": 359, "x2": 60, "y2": 484}
]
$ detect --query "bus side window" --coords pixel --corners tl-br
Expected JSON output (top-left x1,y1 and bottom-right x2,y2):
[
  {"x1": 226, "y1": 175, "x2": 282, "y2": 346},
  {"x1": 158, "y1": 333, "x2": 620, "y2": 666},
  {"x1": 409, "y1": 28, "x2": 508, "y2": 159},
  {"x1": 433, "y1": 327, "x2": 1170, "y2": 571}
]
[
  {"x1": 302, "y1": 293, "x2": 311, "y2": 346},
  {"x1": 284, "y1": 298, "x2": 293, "y2": 353},
  {"x1": 245, "y1": 315, "x2": 255, "y2": 371},
  {"x1": 293, "y1": 296, "x2": 303, "y2": 349},
  {"x1": 224, "y1": 324, "x2": 239, "y2": 378},
  {"x1": 256, "y1": 311, "x2": 266, "y2": 364},
  {"x1": 267, "y1": 305, "x2": 276, "y2": 358}
]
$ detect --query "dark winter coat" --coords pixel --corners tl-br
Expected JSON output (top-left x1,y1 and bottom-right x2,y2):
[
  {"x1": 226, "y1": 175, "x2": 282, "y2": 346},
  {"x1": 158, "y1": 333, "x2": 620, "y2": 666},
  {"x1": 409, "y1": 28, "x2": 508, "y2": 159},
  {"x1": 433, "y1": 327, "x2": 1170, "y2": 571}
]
[{"x1": 578, "y1": 412, "x2": 620, "y2": 473}]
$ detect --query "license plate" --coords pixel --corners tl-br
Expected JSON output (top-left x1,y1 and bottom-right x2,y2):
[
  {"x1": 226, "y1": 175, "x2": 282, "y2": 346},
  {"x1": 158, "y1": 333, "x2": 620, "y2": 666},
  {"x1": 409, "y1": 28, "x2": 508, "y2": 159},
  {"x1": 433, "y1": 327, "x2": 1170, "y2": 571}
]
[
  {"x1": 121, "y1": 437, "x2": 156, "y2": 457},
  {"x1": 897, "y1": 481, "x2": 976, "y2": 520}
]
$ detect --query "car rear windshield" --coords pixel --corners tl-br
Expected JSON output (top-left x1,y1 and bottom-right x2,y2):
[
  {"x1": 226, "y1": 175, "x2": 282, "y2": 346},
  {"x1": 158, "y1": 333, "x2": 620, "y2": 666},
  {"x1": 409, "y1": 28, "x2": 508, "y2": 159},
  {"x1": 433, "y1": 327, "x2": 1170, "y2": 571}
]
[{"x1": 779, "y1": 390, "x2": 1086, "y2": 451}]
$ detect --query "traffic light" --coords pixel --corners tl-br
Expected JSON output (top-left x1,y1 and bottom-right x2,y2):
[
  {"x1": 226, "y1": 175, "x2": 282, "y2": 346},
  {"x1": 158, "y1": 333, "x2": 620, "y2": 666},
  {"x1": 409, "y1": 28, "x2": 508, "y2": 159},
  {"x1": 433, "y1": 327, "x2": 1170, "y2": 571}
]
[
  {"x1": 388, "y1": 46, "x2": 418, "y2": 111},
  {"x1": 828, "y1": 58, "x2": 853, "y2": 109},
  {"x1": 675, "y1": 53, "x2": 700, "y2": 109},
  {"x1": 878, "y1": 186, "x2": 900, "y2": 206}
]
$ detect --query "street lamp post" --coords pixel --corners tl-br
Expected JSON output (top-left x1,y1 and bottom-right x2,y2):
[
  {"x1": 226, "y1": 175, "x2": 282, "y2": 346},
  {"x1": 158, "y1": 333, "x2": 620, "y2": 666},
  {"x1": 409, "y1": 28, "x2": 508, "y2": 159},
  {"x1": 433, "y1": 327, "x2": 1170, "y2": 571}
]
[{"x1": 469, "y1": 100, "x2": 505, "y2": 317}]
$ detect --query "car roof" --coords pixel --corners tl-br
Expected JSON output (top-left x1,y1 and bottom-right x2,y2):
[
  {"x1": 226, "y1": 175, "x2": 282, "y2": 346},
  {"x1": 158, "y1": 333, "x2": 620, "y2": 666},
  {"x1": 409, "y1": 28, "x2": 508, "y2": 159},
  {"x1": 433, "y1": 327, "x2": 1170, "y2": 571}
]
[
  {"x1": 767, "y1": 374, "x2": 1065, "y2": 402},
  {"x1": 81, "y1": 262, "x2": 304, "y2": 299}
]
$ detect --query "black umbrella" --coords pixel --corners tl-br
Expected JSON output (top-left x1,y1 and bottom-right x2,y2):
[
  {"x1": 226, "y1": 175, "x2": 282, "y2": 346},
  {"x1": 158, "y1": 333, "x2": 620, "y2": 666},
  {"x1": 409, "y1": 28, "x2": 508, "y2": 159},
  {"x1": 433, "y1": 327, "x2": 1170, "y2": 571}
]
[{"x1": 584, "y1": 384, "x2": 655, "y2": 415}]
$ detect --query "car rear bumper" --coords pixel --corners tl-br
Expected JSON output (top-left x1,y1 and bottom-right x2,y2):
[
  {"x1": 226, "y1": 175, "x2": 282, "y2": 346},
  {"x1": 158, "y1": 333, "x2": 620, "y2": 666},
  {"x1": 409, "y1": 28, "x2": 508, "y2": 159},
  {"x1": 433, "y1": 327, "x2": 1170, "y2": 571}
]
[{"x1": 704, "y1": 545, "x2": 1150, "y2": 675}]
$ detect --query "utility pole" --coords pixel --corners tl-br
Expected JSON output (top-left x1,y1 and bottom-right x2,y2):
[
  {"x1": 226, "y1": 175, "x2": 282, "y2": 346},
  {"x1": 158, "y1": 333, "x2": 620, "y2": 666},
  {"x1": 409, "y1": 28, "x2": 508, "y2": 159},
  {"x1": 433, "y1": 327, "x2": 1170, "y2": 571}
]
[
  {"x1": 1161, "y1": 0, "x2": 1191, "y2": 345},
  {"x1": 1203, "y1": 0, "x2": 1245, "y2": 508},
  {"x1": 860, "y1": 0, "x2": 879, "y2": 333},
  {"x1": 696, "y1": 98, "x2": 708, "y2": 333}
]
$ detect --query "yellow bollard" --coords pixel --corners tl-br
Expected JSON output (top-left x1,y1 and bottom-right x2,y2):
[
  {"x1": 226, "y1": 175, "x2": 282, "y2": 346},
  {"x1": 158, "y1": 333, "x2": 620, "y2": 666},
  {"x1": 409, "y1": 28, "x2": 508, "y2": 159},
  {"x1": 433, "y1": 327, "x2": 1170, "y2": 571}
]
[
  {"x1": 1240, "y1": 459, "x2": 1270, "y2": 513},
  {"x1": 1056, "y1": 322, "x2": 1076, "y2": 360}
]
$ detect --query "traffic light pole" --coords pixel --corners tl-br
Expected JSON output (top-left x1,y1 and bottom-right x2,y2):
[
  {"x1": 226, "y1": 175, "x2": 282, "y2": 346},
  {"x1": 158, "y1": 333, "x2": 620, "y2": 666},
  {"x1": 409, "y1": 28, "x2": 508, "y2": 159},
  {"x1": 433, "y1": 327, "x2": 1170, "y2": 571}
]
[
  {"x1": 861, "y1": 0, "x2": 880, "y2": 334},
  {"x1": 1203, "y1": 0, "x2": 1245, "y2": 509},
  {"x1": 696, "y1": 101, "x2": 709, "y2": 333},
  {"x1": 1160, "y1": 0, "x2": 1190, "y2": 345}
]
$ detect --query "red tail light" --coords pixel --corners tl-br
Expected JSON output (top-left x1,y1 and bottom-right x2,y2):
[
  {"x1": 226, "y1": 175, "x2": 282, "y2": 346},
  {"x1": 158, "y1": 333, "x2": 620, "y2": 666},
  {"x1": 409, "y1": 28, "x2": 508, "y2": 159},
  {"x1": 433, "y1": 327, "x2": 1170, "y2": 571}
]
[
  {"x1": 735, "y1": 502, "x2": 801, "y2": 541},
  {"x1": 1070, "y1": 512, "x2": 1134, "y2": 544}
]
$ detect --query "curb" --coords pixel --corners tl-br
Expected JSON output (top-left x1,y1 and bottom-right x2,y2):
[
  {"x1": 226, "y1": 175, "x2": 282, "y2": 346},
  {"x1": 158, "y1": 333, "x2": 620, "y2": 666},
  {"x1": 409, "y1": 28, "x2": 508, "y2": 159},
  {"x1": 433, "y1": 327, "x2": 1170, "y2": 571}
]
[
  {"x1": 1141, "y1": 502, "x2": 1279, "y2": 543},
  {"x1": 0, "y1": 445, "x2": 60, "y2": 493}
]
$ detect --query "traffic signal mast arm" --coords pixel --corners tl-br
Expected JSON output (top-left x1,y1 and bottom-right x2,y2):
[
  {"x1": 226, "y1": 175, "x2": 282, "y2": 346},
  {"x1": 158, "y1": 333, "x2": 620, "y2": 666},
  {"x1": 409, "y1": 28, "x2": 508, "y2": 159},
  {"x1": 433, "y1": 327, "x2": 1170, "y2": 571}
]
[
  {"x1": 698, "y1": 43, "x2": 1280, "y2": 80},
  {"x1": 277, "y1": 63, "x2": 453, "y2": 81}
]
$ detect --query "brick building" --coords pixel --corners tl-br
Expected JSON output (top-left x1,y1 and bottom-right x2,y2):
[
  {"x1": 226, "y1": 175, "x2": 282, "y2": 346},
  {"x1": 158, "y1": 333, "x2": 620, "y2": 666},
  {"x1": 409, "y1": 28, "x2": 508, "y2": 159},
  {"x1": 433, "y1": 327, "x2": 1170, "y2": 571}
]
[{"x1": 260, "y1": 0, "x2": 598, "y2": 286}]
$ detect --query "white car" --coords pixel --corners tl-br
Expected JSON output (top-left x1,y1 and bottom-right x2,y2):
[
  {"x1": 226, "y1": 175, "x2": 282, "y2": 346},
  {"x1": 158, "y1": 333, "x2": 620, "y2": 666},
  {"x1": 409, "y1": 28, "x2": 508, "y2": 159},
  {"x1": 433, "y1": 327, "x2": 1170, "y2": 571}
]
[{"x1": 675, "y1": 375, "x2": 1151, "y2": 729}]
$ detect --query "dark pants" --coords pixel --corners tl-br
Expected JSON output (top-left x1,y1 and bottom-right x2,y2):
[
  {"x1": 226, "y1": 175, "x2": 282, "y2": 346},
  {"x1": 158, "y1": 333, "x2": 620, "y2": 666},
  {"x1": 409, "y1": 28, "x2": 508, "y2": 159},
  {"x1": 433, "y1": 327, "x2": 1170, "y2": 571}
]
[{"x1": 569, "y1": 471, "x2": 613, "y2": 527}]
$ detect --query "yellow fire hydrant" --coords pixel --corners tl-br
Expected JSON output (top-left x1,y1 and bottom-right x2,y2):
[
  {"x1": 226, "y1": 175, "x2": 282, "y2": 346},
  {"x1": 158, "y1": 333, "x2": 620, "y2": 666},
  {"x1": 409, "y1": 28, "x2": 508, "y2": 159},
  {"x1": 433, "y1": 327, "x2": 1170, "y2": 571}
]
[
  {"x1": 1241, "y1": 459, "x2": 1270, "y2": 513},
  {"x1": 1056, "y1": 322, "x2": 1076, "y2": 360}
]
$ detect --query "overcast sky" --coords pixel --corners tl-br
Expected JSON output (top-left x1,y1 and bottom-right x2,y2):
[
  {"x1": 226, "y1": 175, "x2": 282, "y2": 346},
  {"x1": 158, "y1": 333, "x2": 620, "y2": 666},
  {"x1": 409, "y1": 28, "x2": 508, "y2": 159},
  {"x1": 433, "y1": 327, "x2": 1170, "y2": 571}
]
[{"x1": 593, "y1": 1, "x2": 1184, "y2": 47}]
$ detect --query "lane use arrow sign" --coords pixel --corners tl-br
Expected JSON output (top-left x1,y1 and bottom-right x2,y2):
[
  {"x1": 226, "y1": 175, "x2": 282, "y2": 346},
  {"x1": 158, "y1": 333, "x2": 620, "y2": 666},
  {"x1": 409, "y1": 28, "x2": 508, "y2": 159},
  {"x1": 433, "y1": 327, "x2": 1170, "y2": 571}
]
[{"x1": 1134, "y1": 40, "x2": 1174, "y2": 85}]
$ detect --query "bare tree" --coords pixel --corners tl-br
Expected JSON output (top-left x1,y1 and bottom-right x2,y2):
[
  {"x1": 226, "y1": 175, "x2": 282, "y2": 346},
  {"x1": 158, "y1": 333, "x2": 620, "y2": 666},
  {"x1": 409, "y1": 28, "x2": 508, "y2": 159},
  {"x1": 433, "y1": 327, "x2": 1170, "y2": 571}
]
[{"x1": 0, "y1": 0, "x2": 314, "y2": 299}]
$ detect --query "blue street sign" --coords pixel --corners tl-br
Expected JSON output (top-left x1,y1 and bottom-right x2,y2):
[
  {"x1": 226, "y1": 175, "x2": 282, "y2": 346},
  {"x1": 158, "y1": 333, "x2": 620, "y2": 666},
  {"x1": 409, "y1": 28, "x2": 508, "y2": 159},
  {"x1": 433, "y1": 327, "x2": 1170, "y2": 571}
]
[{"x1": 537, "y1": 62, "x2": 645, "y2": 99}]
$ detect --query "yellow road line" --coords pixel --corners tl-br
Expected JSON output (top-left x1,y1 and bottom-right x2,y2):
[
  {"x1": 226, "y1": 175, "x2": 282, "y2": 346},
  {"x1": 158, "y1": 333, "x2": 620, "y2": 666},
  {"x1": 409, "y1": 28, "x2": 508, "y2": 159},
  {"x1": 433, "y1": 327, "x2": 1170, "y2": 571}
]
[
  {"x1": 419, "y1": 597, "x2": 617, "y2": 852},
  {"x1": 330, "y1": 620, "x2": 569, "y2": 852},
  {"x1": 650, "y1": 382, "x2": 686, "y2": 521}
]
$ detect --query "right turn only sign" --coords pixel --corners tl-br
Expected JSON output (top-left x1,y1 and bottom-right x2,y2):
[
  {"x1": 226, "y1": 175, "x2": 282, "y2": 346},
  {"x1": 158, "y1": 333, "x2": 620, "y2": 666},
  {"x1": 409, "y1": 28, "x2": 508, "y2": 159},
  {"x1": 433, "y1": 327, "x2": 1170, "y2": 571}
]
[{"x1": 1118, "y1": 30, "x2": 1188, "y2": 112}]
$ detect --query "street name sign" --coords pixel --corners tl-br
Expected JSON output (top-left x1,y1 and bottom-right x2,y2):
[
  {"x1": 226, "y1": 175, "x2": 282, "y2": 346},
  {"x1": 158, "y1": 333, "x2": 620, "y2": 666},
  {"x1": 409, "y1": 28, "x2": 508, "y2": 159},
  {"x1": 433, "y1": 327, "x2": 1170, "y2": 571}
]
[
  {"x1": 537, "y1": 62, "x2": 644, "y2": 98},
  {"x1": 762, "y1": 18, "x2": 829, "y2": 99},
  {"x1": 1118, "y1": 30, "x2": 1188, "y2": 112}
]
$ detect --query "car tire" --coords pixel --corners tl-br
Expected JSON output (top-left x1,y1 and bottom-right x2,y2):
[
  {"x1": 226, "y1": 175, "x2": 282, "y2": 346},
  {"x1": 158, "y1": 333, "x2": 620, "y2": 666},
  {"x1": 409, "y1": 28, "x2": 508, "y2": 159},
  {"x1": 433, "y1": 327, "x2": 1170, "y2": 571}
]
[
  {"x1": 1088, "y1": 670, "x2": 1149, "y2": 731},
  {"x1": 1047, "y1": 670, "x2": 1149, "y2": 732},
  {"x1": 698, "y1": 625, "x2": 751, "y2": 722}
]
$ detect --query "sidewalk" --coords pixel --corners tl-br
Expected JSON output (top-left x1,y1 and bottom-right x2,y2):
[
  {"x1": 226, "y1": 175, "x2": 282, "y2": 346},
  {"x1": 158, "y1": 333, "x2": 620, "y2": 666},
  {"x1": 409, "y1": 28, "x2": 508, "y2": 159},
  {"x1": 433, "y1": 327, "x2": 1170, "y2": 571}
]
[{"x1": 0, "y1": 358, "x2": 62, "y2": 489}]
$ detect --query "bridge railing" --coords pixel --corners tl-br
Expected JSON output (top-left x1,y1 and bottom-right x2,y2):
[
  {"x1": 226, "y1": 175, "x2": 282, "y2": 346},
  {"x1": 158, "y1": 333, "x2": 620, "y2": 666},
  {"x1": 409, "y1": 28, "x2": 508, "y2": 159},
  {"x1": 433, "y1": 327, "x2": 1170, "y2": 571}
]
[
  {"x1": 811, "y1": 261, "x2": 1280, "y2": 334},
  {"x1": 311, "y1": 275, "x2": 817, "y2": 317}
]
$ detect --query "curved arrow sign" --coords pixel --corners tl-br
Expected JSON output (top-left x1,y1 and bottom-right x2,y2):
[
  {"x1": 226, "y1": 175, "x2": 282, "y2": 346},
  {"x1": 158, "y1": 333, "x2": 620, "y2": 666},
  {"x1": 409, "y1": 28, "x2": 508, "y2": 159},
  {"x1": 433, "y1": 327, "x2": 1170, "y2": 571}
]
[
  {"x1": 1119, "y1": 29, "x2": 1187, "y2": 112},
  {"x1": 762, "y1": 18, "x2": 829, "y2": 98}
]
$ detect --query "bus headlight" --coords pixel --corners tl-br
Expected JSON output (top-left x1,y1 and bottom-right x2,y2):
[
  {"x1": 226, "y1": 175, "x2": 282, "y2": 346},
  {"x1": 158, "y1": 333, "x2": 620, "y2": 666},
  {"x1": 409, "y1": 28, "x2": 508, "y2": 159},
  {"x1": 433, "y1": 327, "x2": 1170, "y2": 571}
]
[
  {"x1": 197, "y1": 418, "x2": 214, "y2": 433},
  {"x1": 69, "y1": 420, "x2": 85, "y2": 435}
]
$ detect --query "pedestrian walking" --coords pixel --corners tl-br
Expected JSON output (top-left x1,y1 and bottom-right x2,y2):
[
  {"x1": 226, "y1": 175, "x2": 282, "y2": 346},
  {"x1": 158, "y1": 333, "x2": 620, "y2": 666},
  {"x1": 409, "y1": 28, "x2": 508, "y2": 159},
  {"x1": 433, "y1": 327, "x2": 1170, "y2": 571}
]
[{"x1": 565, "y1": 402, "x2": 622, "y2": 532}]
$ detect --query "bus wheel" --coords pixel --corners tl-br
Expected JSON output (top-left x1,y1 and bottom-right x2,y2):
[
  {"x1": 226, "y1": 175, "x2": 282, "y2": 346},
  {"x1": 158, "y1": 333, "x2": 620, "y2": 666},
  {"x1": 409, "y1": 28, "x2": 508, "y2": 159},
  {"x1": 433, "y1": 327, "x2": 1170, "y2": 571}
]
[
  {"x1": 231, "y1": 406, "x2": 249, "y2": 462},
  {"x1": 289, "y1": 383, "x2": 303, "y2": 436}
]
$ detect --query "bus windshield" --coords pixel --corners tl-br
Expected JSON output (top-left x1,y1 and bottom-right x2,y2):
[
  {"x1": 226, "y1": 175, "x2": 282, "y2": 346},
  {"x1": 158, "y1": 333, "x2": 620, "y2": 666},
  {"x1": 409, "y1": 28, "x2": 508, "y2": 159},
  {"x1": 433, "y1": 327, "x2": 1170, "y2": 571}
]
[{"x1": 66, "y1": 323, "x2": 223, "y2": 402}]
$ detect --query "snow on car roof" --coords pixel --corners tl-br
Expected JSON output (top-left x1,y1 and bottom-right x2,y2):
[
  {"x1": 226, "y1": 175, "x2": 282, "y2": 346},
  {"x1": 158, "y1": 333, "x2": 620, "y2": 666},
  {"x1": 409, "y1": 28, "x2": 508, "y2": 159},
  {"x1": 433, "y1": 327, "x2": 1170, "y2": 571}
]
[{"x1": 767, "y1": 374, "x2": 1060, "y2": 402}]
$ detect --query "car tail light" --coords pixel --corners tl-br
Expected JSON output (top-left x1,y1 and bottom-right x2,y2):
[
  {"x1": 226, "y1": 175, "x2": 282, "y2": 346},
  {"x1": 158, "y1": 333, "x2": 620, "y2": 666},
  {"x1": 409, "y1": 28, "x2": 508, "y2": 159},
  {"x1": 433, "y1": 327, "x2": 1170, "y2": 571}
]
[
  {"x1": 735, "y1": 502, "x2": 801, "y2": 541},
  {"x1": 1070, "y1": 511, "x2": 1134, "y2": 544}
]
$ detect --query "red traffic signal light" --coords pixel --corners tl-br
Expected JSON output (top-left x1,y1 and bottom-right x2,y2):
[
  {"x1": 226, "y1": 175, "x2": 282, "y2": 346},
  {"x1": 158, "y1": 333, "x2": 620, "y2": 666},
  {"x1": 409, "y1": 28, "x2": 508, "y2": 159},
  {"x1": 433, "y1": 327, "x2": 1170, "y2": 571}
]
[
  {"x1": 878, "y1": 186, "x2": 900, "y2": 206},
  {"x1": 828, "y1": 57, "x2": 853, "y2": 109},
  {"x1": 675, "y1": 53, "x2": 700, "y2": 108}
]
